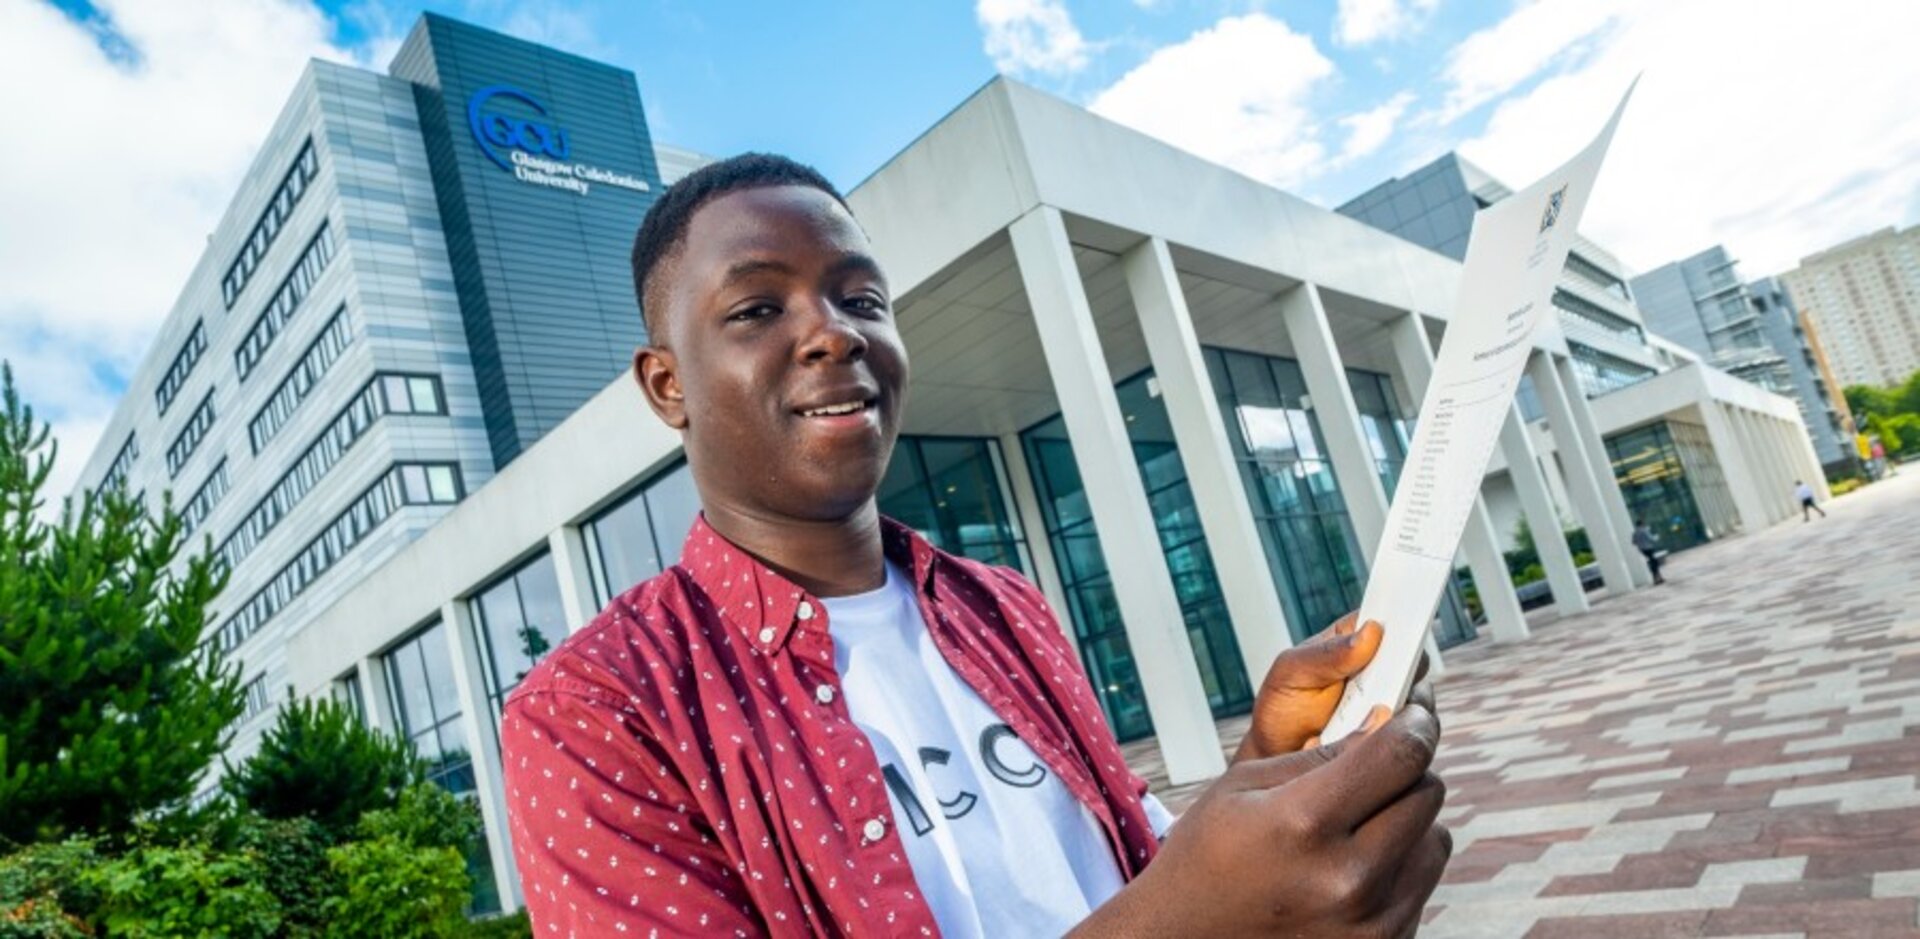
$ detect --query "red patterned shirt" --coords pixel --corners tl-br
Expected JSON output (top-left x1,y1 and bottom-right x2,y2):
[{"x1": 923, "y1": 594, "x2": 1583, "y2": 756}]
[{"x1": 501, "y1": 516, "x2": 1160, "y2": 937}]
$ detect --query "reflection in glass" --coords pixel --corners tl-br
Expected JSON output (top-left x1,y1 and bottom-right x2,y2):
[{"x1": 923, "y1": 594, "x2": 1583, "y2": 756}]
[
  {"x1": 471, "y1": 552, "x2": 568, "y2": 717},
  {"x1": 584, "y1": 462, "x2": 700, "y2": 607}
]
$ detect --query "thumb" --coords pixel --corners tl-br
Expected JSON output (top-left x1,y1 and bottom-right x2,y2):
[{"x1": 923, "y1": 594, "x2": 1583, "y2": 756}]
[{"x1": 1264, "y1": 620, "x2": 1382, "y2": 690}]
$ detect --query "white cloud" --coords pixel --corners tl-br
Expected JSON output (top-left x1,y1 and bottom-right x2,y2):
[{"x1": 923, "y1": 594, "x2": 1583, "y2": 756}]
[
  {"x1": 0, "y1": 0, "x2": 365, "y2": 501},
  {"x1": 1338, "y1": 91, "x2": 1414, "y2": 163},
  {"x1": 1455, "y1": 1, "x2": 1920, "y2": 276},
  {"x1": 1091, "y1": 13, "x2": 1335, "y2": 189},
  {"x1": 976, "y1": 0, "x2": 1093, "y2": 77},
  {"x1": 1433, "y1": 0, "x2": 1630, "y2": 122},
  {"x1": 1335, "y1": 0, "x2": 1440, "y2": 47}
]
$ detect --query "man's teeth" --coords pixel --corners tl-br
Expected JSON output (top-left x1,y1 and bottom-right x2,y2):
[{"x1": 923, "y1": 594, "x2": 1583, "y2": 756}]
[{"x1": 803, "y1": 401, "x2": 867, "y2": 417}]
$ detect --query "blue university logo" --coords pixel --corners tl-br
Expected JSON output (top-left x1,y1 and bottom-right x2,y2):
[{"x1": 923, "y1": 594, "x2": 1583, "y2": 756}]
[
  {"x1": 467, "y1": 85, "x2": 571, "y2": 171},
  {"x1": 1539, "y1": 185, "x2": 1567, "y2": 234}
]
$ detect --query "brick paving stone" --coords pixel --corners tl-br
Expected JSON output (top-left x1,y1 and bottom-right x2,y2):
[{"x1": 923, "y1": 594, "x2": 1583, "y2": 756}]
[{"x1": 1123, "y1": 470, "x2": 1920, "y2": 935}]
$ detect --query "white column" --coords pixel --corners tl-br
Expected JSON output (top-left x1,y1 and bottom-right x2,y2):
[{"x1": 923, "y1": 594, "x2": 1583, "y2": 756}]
[
  {"x1": 1499, "y1": 406, "x2": 1590, "y2": 615},
  {"x1": 1741, "y1": 410, "x2": 1789, "y2": 522},
  {"x1": 1791, "y1": 418, "x2": 1832, "y2": 500},
  {"x1": 1009, "y1": 207, "x2": 1226, "y2": 784},
  {"x1": 1554, "y1": 355, "x2": 1652, "y2": 588},
  {"x1": 997, "y1": 430, "x2": 1083, "y2": 668},
  {"x1": 1385, "y1": 313, "x2": 1529, "y2": 643},
  {"x1": 1278, "y1": 282, "x2": 1392, "y2": 562},
  {"x1": 1701, "y1": 403, "x2": 1770, "y2": 532},
  {"x1": 440, "y1": 601, "x2": 524, "y2": 910},
  {"x1": 1527, "y1": 352, "x2": 1637, "y2": 598},
  {"x1": 1125, "y1": 237, "x2": 1295, "y2": 687},
  {"x1": 355, "y1": 657, "x2": 394, "y2": 732},
  {"x1": 548, "y1": 526, "x2": 602, "y2": 633}
]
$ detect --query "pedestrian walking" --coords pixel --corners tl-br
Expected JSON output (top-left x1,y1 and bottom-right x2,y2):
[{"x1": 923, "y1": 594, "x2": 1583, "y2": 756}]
[
  {"x1": 1796, "y1": 479, "x2": 1827, "y2": 521},
  {"x1": 1632, "y1": 520, "x2": 1666, "y2": 585}
]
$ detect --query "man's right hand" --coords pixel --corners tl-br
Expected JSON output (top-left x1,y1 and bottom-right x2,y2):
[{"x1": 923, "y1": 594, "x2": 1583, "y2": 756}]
[{"x1": 1074, "y1": 697, "x2": 1451, "y2": 938}]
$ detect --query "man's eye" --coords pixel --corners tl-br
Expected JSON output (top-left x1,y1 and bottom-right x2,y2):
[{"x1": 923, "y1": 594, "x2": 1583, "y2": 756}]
[
  {"x1": 728, "y1": 303, "x2": 779, "y2": 322},
  {"x1": 844, "y1": 294, "x2": 889, "y2": 316}
]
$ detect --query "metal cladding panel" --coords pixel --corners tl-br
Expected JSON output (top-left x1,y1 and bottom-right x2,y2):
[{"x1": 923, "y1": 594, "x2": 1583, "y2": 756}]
[{"x1": 392, "y1": 14, "x2": 663, "y2": 467}]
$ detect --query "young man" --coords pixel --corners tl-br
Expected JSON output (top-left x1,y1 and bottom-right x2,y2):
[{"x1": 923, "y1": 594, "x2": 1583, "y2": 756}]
[
  {"x1": 501, "y1": 154, "x2": 1450, "y2": 937},
  {"x1": 1631, "y1": 519, "x2": 1666, "y2": 585}
]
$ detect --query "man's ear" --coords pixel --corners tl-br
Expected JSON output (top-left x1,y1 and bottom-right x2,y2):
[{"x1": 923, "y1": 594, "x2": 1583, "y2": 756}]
[{"x1": 635, "y1": 345, "x2": 688, "y2": 429}]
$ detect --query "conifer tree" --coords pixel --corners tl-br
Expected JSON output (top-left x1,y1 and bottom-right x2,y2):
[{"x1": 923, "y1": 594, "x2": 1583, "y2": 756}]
[
  {"x1": 224, "y1": 697, "x2": 420, "y2": 837},
  {"x1": 0, "y1": 364, "x2": 243, "y2": 843}
]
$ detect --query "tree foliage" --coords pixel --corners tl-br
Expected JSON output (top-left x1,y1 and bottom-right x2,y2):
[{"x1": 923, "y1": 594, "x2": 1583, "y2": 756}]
[
  {"x1": 223, "y1": 697, "x2": 420, "y2": 837},
  {"x1": 0, "y1": 364, "x2": 243, "y2": 845},
  {"x1": 84, "y1": 842, "x2": 282, "y2": 939},
  {"x1": 321, "y1": 837, "x2": 470, "y2": 938}
]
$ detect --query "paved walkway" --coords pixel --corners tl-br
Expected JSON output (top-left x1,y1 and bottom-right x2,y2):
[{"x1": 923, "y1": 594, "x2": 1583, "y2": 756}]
[{"x1": 1128, "y1": 469, "x2": 1920, "y2": 937}]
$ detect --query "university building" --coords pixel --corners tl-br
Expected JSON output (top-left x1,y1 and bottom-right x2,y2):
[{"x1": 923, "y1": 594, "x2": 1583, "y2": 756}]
[
  {"x1": 1779, "y1": 225, "x2": 1920, "y2": 390},
  {"x1": 76, "y1": 15, "x2": 1828, "y2": 914}
]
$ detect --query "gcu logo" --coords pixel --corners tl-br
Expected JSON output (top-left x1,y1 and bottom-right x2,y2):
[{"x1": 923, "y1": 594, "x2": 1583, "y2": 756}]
[
  {"x1": 467, "y1": 85, "x2": 571, "y2": 171},
  {"x1": 1539, "y1": 184, "x2": 1567, "y2": 235}
]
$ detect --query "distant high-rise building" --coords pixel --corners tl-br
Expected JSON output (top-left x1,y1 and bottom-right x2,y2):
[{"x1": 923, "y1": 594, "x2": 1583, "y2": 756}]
[
  {"x1": 1630, "y1": 248, "x2": 1847, "y2": 468},
  {"x1": 1779, "y1": 226, "x2": 1920, "y2": 389}
]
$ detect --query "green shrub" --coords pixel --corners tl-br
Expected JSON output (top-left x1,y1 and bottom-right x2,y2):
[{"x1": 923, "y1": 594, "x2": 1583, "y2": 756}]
[
  {"x1": 84, "y1": 842, "x2": 280, "y2": 939},
  {"x1": 466, "y1": 910, "x2": 534, "y2": 939},
  {"x1": 354, "y1": 784, "x2": 481, "y2": 854},
  {"x1": 223, "y1": 698, "x2": 419, "y2": 837},
  {"x1": 231, "y1": 816, "x2": 334, "y2": 938},
  {"x1": 0, "y1": 838, "x2": 101, "y2": 937},
  {"x1": 322, "y1": 837, "x2": 467, "y2": 938}
]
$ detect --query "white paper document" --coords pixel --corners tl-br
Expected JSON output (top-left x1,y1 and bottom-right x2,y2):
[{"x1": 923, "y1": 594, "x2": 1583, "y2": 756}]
[{"x1": 1321, "y1": 83, "x2": 1637, "y2": 743}]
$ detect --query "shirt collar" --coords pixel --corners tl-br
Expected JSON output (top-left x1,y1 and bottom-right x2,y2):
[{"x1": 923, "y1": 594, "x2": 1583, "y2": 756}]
[{"x1": 676, "y1": 513, "x2": 941, "y2": 654}]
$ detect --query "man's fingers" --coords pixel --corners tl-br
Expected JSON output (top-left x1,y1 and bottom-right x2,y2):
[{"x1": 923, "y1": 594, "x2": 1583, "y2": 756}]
[
  {"x1": 1279, "y1": 702, "x2": 1440, "y2": 833},
  {"x1": 1223, "y1": 746, "x2": 1336, "y2": 793}
]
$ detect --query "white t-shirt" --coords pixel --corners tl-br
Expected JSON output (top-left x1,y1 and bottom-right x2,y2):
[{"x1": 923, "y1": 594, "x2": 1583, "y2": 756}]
[
  {"x1": 824, "y1": 563, "x2": 1174, "y2": 938},
  {"x1": 1796, "y1": 482, "x2": 1816, "y2": 501}
]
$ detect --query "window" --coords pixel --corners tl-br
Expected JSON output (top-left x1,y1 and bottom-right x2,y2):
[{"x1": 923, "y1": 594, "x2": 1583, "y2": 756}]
[
  {"x1": 333, "y1": 671, "x2": 366, "y2": 723},
  {"x1": 239, "y1": 675, "x2": 272, "y2": 723},
  {"x1": 471, "y1": 553, "x2": 568, "y2": 716},
  {"x1": 213, "y1": 462, "x2": 462, "y2": 655},
  {"x1": 155, "y1": 322, "x2": 208, "y2": 414},
  {"x1": 382, "y1": 621, "x2": 501, "y2": 914},
  {"x1": 378, "y1": 374, "x2": 446, "y2": 415},
  {"x1": 219, "y1": 372, "x2": 447, "y2": 573},
  {"x1": 180, "y1": 459, "x2": 230, "y2": 538},
  {"x1": 1564, "y1": 252, "x2": 1630, "y2": 301},
  {"x1": 96, "y1": 433, "x2": 138, "y2": 497},
  {"x1": 235, "y1": 224, "x2": 337, "y2": 380},
  {"x1": 165, "y1": 390, "x2": 217, "y2": 478},
  {"x1": 250, "y1": 307, "x2": 353, "y2": 453},
  {"x1": 1568, "y1": 342, "x2": 1658, "y2": 396},
  {"x1": 582, "y1": 461, "x2": 701, "y2": 606},
  {"x1": 877, "y1": 437, "x2": 1030, "y2": 572},
  {"x1": 222, "y1": 140, "x2": 321, "y2": 309}
]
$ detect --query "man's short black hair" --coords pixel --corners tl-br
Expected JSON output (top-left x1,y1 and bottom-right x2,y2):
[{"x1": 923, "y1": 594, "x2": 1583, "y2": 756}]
[{"x1": 630, "y1": 152, "x2": 848, "y2": 342}]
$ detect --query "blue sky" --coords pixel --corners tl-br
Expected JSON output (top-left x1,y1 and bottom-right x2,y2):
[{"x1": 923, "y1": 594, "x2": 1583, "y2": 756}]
[{"x1": 6, "y1": 0, "x2": 1920, "y2": 498}]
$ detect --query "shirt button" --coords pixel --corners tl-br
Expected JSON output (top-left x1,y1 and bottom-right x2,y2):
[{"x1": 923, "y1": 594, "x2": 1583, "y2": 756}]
[
  {"x1": 815, "y1": 684, "x2": 835, "y2": 705},
  {"x1": 797, "y1": 600, "x2": 816, "y2": 621},
  {"x1": 757, "y1": 627, "x2": 776, "y2": 644},
  {"x1": 862, "y1": 817, "x2": 887, "y2": 842}
]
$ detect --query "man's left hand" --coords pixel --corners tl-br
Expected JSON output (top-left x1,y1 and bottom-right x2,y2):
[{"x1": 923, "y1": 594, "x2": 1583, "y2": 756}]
[{"x1": 1235, "y1": 613, "x2": 1392, "y2": 763}]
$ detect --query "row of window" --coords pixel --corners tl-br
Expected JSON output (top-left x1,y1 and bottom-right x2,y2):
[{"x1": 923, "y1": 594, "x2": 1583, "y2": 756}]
[
  {"x1": 213, "y1": 462, "x2": 463, "y2": 655},
  {"x1": 240, "y1": 674, "x2": 273, "y2": 723},
  {"x1": 1569, "y1": 341, "x2": 1658, "y2": 397},
  {"x1": 97, "y1": 433, "x2": 138, "y2": 498},
  {"x1": 155, "y1": 322, "x2": 208, "y2": 415},
  {"x1": 1552, "y1": 288, "x2": 1645, "y2": 344},
  {"x1": 165, "y1": 391, "x2": 218, "y2": 479},
  {"x1": 250, "y1": 307, "x2": 354, "y2": 454},
  {"x1": 180, "y1": 460, "x2": 230, "y2": 538},
  {"x1": 236, "y1": 224, "x2": 337, "y2": 381},
  {"x1": 218, "y1": 372, "x2": 447, "y2": 574},
  {"x1": 223, "y1": 140, "x2": 320, "y2": 309},
  {"x1": 1564, "y1": 251, "x2": 1631, "y2": 302}
]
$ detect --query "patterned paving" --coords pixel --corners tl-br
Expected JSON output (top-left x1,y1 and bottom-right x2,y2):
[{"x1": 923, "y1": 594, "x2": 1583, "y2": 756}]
[{"x1": 1126, "y1": 468, "x2": 1920, "y2": 937}]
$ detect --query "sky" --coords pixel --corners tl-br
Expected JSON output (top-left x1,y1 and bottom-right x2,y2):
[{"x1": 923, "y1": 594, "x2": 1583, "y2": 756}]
[{"x1": 4, "y1": 0, "x2": 1920, "y2": 501}]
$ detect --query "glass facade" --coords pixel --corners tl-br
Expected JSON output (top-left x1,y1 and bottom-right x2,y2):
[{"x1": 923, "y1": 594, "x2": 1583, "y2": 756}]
[
  {"x1": 583, "y1": 461, "x2": 701, "y2": 607},
  {"x1": 1604, "y1": 420, "x2": 1735, "y2": 552},
  {"x1": 1568, "y1": 341, "x2": 1657, "y2": 396},
  {"x1": 876, "y1": 437, "x2": 1030, "y2": 572},
  {"x1": 471, "y1": 552, "x2": 568, "y2": 717},
  {"x1": 383, "y1": 621, "x2": 499, "y2": 914},
  {"x1": 1208, "y1": 349, "x2": 1368, "y2": 644},
  {"x1": 1022, "y1": 370, "x2": 1256, "y2": 742}
]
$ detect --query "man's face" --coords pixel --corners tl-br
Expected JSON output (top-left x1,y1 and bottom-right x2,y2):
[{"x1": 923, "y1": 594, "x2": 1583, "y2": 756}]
[{"x1": 637, "y1": 185, "x2": 908, "y2": 522}]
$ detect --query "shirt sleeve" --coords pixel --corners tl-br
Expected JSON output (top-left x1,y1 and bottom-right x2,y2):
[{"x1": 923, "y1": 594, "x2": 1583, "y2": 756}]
[
  {"x1": 1140, "y1": 793, "x2": 1178, "y2": 841},
  {"x1": 500, "y1": 681, "x2": 763, "y2": 938}
]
